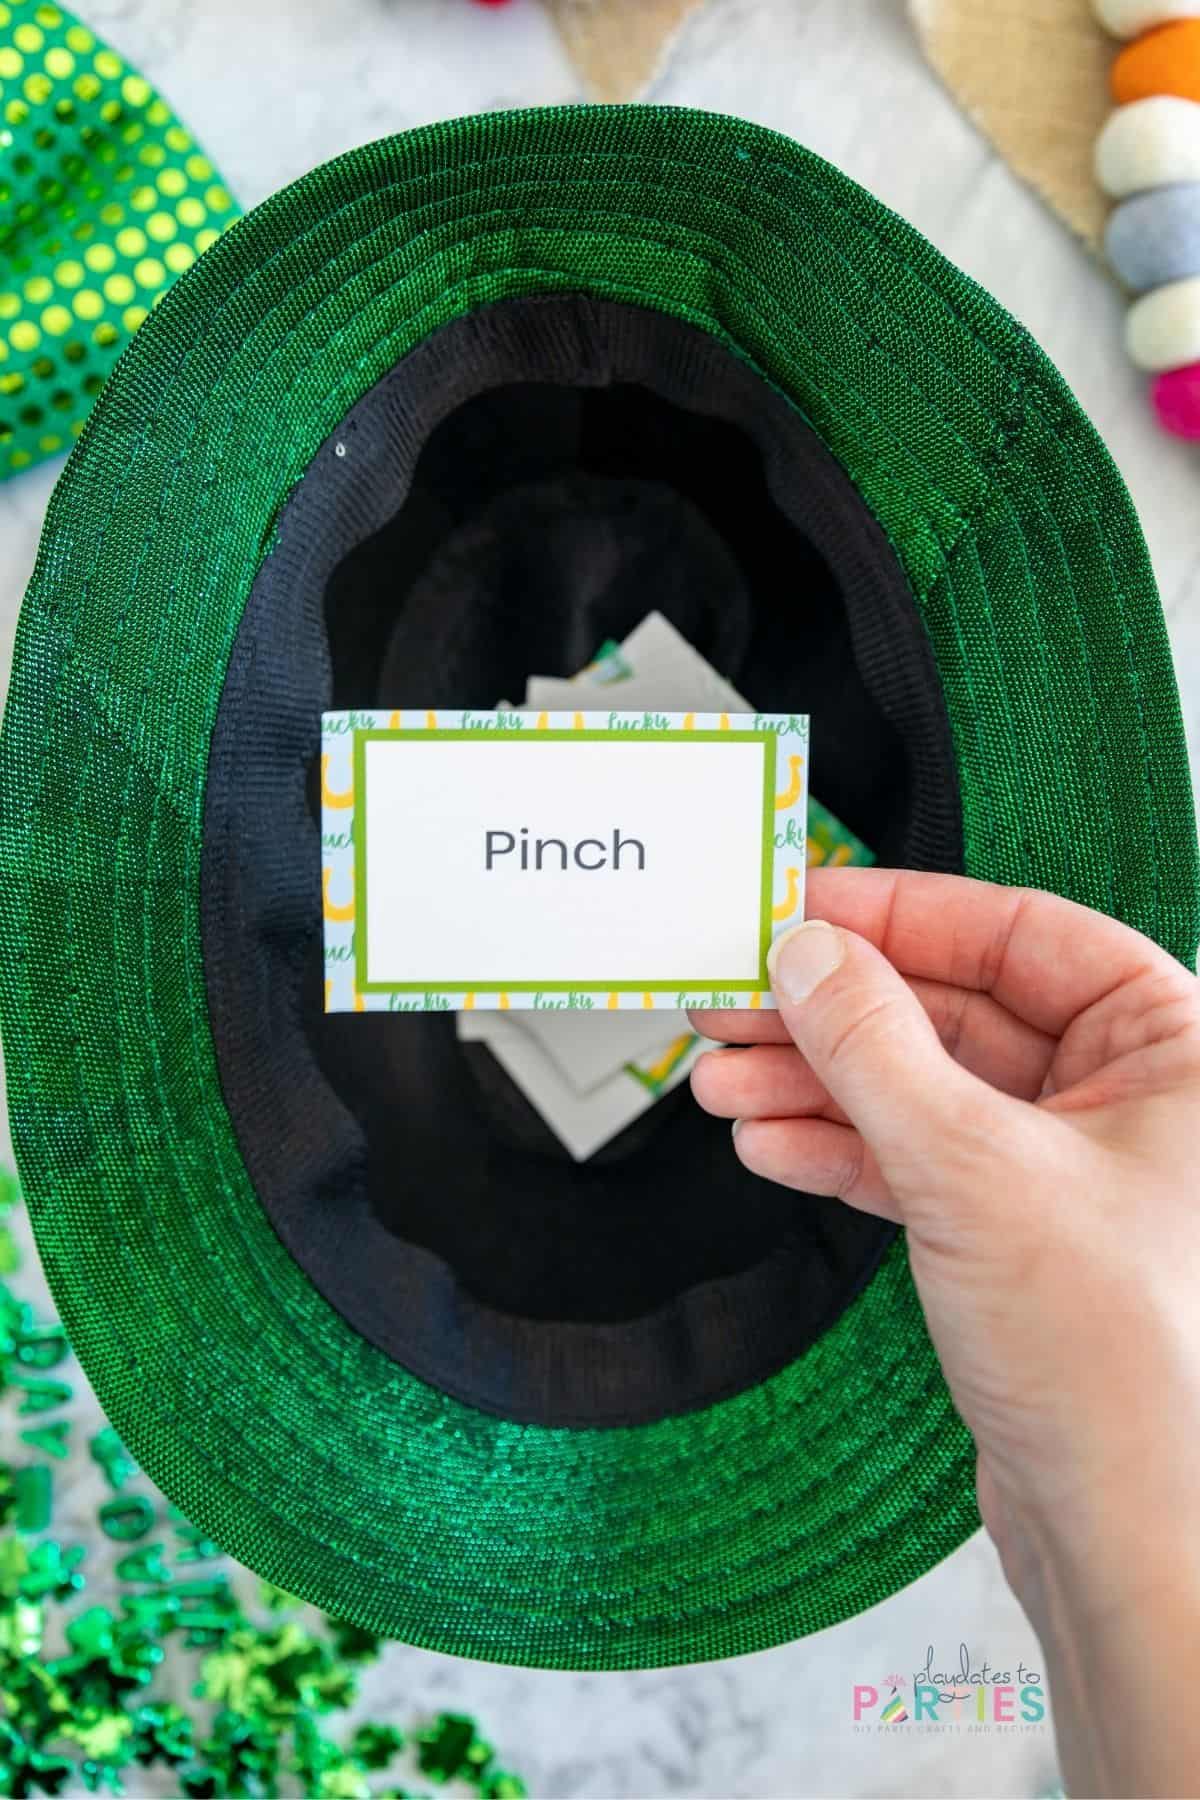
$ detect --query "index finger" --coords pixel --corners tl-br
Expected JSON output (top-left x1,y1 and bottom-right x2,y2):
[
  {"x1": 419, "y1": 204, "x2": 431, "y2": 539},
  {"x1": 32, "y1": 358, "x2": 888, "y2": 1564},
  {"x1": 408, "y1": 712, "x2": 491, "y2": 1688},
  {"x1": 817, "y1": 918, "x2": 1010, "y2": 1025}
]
[{"x1": 781, "y1": 867, "x2": 1182, "y2": 1037}]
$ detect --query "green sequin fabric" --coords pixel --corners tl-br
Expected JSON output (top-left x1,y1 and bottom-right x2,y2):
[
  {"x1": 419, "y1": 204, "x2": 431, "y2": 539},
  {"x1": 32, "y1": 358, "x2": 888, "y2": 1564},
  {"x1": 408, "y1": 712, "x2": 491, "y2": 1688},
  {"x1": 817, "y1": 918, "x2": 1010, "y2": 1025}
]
[
  {"x1": 0, "y1": 104, "x2": 1196, "y2": 1670},
  {"x1": 0, "y1": 0, "x2": 237, "y2": 479}
]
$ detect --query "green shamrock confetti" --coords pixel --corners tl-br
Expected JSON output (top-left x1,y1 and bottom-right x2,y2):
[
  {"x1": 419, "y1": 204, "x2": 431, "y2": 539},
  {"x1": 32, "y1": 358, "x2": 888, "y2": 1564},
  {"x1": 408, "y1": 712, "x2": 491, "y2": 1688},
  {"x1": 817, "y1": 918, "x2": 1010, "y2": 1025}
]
[
  {"x1": 127, "y1": 1701, "x2": 196, "y2": 1769},
  {"x1": 351, "y1": 1725, "x2": 405, "y2": 1771},
  {"x1": 0, "y1": 1166, "x2": 530, "y2": 1798},
  {"x1": 415, "y1": 1715, "x2": 494, "y2": 1786}
]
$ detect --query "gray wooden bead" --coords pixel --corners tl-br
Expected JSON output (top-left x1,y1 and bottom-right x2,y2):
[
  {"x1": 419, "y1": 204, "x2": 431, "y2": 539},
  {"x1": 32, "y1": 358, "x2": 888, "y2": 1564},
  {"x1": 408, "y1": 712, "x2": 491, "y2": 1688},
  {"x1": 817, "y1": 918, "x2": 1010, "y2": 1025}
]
[{"x1": 1106, "y1": 182, "x2": 1200, "y2": 293}]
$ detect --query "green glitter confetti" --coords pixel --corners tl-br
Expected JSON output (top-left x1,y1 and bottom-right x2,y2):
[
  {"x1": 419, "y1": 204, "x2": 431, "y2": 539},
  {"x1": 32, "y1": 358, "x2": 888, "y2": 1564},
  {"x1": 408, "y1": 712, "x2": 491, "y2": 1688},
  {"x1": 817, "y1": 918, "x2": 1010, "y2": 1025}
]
[
  {"x1": 0, "y1": 1280, "x2": 28, "y2": 1355},
  {"x1": 58, "y1": 1709, "x2": 133, "y2": 1762},
  {"x1": 113, "y1": 1544, "x2": 171, "y2": 1585},
  {"x1": 14, "y1": 1466, "x2": 52, "y2": 1533},
  {"x1": 128, "y1": 1701, "x2": 195, "y2": 1769},
  {"x1": 415, "y1": 1715, "x2": 494, "y2": 1786},
  {"x1": 481, "y1": 1775, "x2": 528, "y2": 1800},
  {"x1": 0, "y1": 1222, "x2": 19, "y2": 1277},
  {"x1": 200, "y1": 1708, "x2": 280, "y2": 1795},
  {"x1": 89, "y1": 1430, "x2": 137, "y2": 1493},
  {"x1": 12, "y1": 1377, "x2": 74, "y2": 1416},
  {"x1": 0, "y1": 1463, "x2": 16, "y2": 1529},
  {"x1": 0, "y1": 1166, "x2": 529, "y2": 1799},
  {"x1": 325, "y1": 1616, "x2": 381, "y2": 1664},
  {"x1": 259, "y1": 1579, "x2": 302, "y2": 1613},
  {"x1": 0, "y1": 1725, "x2": 76, "y2": 1798},
  {"x1": 119, "y1": 1586, "x2": 180, "y2": 1636},
  {"x1": 0, "y1": 1598, "x2": 44, "y2": 1659},
  {"x1": 14, "y1": 1323, "x2": 70, "y2": 1371},
  {"x1": 18, "y1": 1541, "x2": 86, "y2": 1604},
  {"x1": 170, "y1": 1510, "x2": 223, "y2": 1564},
  {"x1": 351, "y1": 1724, "x2": 405, "y2": 1770},
  {"x1": 19, "y1": 1421, "x2": 70, "y2": 1460},
  {"x1": 98, "y1": 1495, "x2": 154, "y2": 1542}
]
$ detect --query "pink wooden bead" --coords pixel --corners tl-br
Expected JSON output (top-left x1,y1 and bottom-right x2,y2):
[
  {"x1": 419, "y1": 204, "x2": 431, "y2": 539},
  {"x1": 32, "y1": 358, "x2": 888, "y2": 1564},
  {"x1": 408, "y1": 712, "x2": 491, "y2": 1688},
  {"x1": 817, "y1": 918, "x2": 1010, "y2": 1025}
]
[{"x1": 1152, "y1": 361, "x2": 1200, "y2": 438}]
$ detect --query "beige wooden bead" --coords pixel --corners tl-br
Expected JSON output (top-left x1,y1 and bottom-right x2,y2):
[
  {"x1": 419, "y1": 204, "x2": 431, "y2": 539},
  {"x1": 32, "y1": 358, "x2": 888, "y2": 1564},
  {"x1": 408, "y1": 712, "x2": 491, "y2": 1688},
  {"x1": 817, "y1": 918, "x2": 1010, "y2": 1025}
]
[
  {"x1": 1094, "y1": 0, "x2": 1200, "y2": 37},
  {"x1": 1126, "y1": 275, "x2": 1200, "y2": 370},
  {"x1": 1096, "y1": 96, "x2": 1200, "y2": 197}
]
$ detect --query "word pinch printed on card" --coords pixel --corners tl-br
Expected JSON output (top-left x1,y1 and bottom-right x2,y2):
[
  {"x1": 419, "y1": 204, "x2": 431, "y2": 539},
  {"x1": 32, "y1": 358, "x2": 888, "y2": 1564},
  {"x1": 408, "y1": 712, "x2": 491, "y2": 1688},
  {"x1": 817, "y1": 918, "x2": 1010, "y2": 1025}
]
[{"x1": 320, "y1": 709, "x2": 810, "y2": 1013}]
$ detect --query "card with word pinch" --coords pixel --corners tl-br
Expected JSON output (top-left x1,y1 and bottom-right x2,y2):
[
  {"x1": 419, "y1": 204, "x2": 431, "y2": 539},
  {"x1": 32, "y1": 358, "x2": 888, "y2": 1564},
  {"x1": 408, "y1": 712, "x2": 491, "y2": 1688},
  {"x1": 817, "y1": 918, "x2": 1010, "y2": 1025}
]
[{"x1": 321, "y1": 708, "x2": 810, "y2": 1013}]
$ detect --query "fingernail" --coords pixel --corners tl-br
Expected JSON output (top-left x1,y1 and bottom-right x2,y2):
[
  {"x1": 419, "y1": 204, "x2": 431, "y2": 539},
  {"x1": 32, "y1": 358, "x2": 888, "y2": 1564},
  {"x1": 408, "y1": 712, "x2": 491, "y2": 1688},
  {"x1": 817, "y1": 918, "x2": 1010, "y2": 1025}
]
[
  {"x1": 731, "y1": 1119, "x2": 742, "y2": 1140},
  {"x1": 768, "y1": 921, "x2": 845, "y2": 1003}
]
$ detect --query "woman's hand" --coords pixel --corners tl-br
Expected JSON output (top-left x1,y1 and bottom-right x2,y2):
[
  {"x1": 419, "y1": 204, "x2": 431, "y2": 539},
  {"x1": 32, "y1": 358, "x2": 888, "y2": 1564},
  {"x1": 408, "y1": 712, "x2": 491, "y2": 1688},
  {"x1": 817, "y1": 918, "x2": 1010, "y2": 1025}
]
[{"x1": 690, "y1": 868, "x2": 1200, "y2": 1799}]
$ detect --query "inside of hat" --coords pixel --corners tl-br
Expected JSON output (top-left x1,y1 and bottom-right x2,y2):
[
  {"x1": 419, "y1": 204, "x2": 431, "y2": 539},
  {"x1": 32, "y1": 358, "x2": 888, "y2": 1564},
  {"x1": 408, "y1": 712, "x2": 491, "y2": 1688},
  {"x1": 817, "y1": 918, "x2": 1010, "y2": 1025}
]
[{"x1": 201, "y1": 294, "x2": 962, "y2": 1429}]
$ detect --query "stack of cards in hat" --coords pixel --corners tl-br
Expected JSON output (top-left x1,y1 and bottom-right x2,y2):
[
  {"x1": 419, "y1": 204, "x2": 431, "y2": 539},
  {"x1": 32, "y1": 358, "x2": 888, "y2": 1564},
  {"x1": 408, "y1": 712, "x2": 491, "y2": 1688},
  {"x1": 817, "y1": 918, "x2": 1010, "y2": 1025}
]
[{"x1": 459, "y1": 614, "x2": 873, "y2": 1160}]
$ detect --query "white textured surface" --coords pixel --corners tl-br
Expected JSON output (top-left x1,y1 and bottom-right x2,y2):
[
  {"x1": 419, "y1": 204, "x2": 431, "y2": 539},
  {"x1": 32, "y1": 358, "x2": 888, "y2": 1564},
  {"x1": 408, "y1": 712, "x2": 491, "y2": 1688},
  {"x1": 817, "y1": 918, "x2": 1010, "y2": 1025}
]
[{"x1": 7, "y1": 0, "x2": 1200, "y2": 1792}]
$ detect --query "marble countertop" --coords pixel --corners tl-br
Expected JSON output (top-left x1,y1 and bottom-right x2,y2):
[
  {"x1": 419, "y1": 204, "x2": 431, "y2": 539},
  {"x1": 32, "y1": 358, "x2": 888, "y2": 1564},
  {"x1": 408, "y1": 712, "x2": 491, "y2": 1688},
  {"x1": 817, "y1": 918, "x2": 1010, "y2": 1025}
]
[{"x1": 4, "y1": 0, "x2": 1196, "y2": 1792}]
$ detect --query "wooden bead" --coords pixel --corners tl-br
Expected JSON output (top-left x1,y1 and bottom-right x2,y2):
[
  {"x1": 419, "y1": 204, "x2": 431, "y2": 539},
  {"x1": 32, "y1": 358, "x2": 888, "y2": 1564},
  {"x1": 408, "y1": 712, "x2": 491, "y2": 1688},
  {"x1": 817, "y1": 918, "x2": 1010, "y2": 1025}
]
[
  {"x1": 1105, "y1": 182, "x2": 1200, "y2": 290},
  {"x1": 1096, "y1": 95, "x2": 1200, "y2": 196},
  {"x1": 1151, "y1": 361, "x2": 1200, "y2": 436},
  {"x1": 1095, "y1": 0, "x2": 1200, "y2": 38},
  {"x1": 1113, "y1": 19, "x2": 1200, "y2": 105},
  {"x1": 1126, "y1": 274, "x2": 1200, "y2": 369}
]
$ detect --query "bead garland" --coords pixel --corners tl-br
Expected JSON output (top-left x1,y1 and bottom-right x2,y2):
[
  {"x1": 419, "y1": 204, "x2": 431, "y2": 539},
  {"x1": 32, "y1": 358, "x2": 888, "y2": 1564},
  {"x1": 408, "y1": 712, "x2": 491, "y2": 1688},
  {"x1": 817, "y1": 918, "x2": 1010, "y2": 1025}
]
[{"x1": 1095, "y1": 2, "x2": 1200, "y2": 436}]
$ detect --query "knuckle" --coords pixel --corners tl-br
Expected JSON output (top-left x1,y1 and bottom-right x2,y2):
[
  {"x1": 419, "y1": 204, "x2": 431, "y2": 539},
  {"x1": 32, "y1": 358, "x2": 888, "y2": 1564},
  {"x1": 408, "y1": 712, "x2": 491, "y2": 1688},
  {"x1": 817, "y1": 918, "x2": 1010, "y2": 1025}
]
[
  {"x1": 938, "y1": 985, "x2": 972, "y2": 1063},
  {"x1": 832, "y1": 1132, "x2": 869, "y2": 1203}
]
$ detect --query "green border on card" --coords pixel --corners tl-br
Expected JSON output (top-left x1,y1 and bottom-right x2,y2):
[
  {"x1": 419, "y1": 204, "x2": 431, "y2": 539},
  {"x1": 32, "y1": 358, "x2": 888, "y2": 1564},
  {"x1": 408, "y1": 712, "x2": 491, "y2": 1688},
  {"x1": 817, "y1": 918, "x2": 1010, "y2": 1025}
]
[{"x1": 352, "y1": 728, "x2": 780, "y2": 996}]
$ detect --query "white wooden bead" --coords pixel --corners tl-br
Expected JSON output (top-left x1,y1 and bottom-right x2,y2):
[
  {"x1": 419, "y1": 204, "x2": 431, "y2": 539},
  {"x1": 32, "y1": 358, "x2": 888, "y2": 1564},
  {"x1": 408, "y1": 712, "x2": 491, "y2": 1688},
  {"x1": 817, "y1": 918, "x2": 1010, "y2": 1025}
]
[
  {"x1": 1096, "y1": 96, "x2": 1200, "y2": 197},
  {"x1": 1094, "y1": 0, "x2": 1200, "y2": 36},
  {"x1": 1126, "y1": 275, "x2": 1200, "y2": 370}
]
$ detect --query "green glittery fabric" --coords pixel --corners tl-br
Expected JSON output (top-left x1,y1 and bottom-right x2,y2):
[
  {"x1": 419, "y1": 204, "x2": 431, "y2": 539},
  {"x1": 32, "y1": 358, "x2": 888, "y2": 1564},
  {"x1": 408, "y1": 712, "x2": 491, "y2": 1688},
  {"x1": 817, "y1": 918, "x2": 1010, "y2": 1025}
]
[
  {"x1": 0, "y1": 1171, "x2": 527, "y2": 1797},
  {"x1": 0, "y1": 104, "x2": 1196, "y2": 1670},
  {"x1": 0, "y1": 0, "x2": 237, "y2": 479}
]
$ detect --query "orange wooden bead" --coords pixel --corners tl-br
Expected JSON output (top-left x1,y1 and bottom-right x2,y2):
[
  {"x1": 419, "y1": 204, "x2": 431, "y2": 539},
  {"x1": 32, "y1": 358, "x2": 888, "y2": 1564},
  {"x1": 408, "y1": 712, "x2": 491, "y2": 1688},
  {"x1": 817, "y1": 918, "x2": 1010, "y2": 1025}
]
[{"x1": 1113, "y1": 19, "x2": 1200, "y2": 105}]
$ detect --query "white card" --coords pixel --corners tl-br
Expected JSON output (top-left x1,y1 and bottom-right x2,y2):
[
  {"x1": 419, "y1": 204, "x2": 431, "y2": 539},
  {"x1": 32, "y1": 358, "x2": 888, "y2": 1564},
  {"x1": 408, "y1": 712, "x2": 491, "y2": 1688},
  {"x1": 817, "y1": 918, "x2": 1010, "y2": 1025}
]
[
  {"x1": 511, "y1": 615, "x2": 748, "y2": 1089},
  {"x1": 508, "y1": 1006, "x2": 692, "y2": 1095},
  {"x1": 457, "y1": 1008, "x2": 708, "y2": 1161},
  {"x1": 321, "y1": 708, "x2": 809, "y2": 1013},
  {"x1": 524, "y1": 612, "x2": 749, "y2": 715}
]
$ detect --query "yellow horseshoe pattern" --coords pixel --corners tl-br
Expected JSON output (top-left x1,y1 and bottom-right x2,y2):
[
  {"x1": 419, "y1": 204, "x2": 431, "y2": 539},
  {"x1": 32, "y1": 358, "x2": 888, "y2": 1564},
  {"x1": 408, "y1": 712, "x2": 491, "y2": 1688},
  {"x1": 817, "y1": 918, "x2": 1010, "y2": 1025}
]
[
  {"x1": 774, "y1": 754, "x2": 805, "y2": 812},
  {"x1": 320, "y1": 754, "x2": 353, "y2": 811},
  {"x1": 772, "y1": 867, "x2": 802, "y2": 922},
  {"x1": 322, "y1": 868, "x2": 355, "y2": 923}
]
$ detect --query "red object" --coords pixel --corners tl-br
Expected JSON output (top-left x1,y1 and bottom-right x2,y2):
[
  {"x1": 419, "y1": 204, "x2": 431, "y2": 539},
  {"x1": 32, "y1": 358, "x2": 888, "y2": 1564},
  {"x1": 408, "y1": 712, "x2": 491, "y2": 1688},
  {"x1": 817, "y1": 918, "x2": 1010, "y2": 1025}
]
[
  {"x1": 470, "y1": 0, "x2": 515, "y2": 6},
  {"x1": 1152, "y1": 362, "x2": 1200, "y2": 440}
]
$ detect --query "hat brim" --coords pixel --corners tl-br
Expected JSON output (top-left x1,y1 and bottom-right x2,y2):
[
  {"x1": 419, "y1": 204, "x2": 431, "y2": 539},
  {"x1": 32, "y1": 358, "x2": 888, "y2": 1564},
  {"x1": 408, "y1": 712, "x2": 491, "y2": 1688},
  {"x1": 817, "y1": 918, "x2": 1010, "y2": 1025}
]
[{"x1": 1, "y1": 103, "x2": 1195, "y2": 1669}]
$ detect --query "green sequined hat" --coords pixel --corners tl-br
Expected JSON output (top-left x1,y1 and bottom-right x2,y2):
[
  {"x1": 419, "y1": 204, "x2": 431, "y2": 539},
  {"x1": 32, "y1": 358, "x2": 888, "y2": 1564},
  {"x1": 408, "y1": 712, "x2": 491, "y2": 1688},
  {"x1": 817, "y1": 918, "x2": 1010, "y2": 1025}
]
[
  {"x1": 0, "y1": 0, "x2": 236, "y2": 479},
  {"x1": 1, "y1": 104, "x2": 1196, "y2": 1671}
]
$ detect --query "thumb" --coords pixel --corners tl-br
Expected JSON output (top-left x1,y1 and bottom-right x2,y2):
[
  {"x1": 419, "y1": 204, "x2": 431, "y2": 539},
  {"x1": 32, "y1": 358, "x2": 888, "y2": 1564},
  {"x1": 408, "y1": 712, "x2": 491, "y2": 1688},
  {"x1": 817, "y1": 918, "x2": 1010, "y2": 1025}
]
[{"x1": 766, "y1": 919, "x2": 1009, "y2": 1188}]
